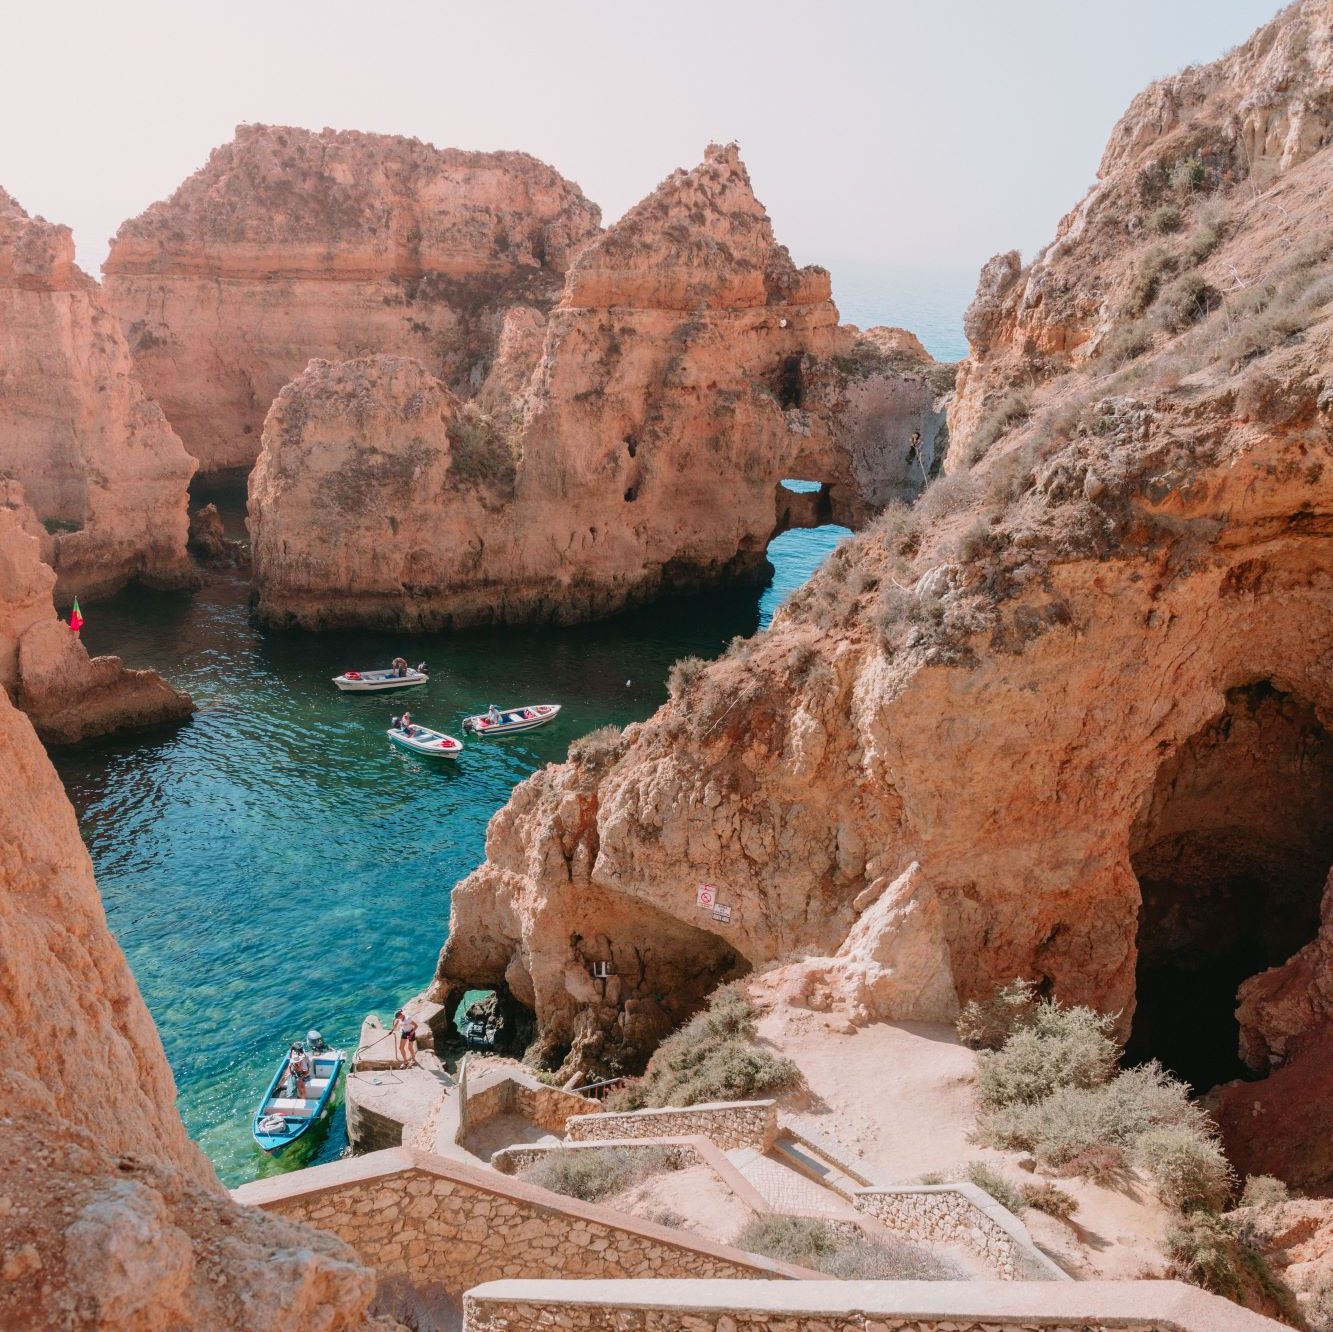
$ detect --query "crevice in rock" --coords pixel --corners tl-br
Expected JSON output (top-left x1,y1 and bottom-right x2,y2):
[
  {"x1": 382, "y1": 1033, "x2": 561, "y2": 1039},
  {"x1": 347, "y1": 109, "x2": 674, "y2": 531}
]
[{"x1": 1126, "y1": 681, "x2": 1333, "y2": 1092}]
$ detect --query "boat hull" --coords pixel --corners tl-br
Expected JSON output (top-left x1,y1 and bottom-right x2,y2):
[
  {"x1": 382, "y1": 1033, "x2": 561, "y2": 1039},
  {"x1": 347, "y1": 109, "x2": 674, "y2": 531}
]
[
  {"x1": 252, "y1": 1049, "x2": 345, "y2": 1155},
  {"x1": 387, "y1": 726, "x2": 462, "y2": 759},
  {"x1": 463, "y1": 703, "x2": 561, "y2": 737},
  {"x1": 333, "y1": 670, "x2": 428, "y2": 693}
]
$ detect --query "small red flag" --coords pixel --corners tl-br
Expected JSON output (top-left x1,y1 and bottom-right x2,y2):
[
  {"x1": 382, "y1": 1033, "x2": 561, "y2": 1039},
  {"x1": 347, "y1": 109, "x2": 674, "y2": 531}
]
[{"x1": 68, "y1": 598, "x2": 84, "y2": 635}]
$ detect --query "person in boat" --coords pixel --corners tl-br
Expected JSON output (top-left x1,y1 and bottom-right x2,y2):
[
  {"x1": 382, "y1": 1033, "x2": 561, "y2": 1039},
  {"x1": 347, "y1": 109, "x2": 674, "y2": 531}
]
[
  {"x1": 486, "y1": 703, "x2": 501, "y2": 725},
  {"x1": 392, "y1": 656, "x2": 409, "y2": 678},
  {"x1": 398, "y1": 710, "x2": 415, "y2": 736},
  {"x1": 286, "y1": 1042, "x2": 312, "y2": 1098},
  {"x1": 392, "y1": 1009, "x2": 419, "y2": 1068}
]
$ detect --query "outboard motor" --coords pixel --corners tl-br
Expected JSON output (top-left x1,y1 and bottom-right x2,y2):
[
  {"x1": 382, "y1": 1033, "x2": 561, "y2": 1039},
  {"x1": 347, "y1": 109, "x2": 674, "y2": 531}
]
[
  {"x1": 306, "y1": 1029, "x2": 327, "y2": 1054},
  {"x1": 416, "y1": 661, "x2": 427, "y2": 674}
]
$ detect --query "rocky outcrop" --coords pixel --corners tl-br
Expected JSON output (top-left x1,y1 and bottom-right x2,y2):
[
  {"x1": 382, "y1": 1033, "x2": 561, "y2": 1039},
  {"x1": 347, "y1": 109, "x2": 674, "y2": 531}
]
[
  {"x1": 0, "y1": 686, "x2": 387, "y2": 1329},
  {"x1": 0, "y1": 189, "x2": 196, "y2": 602},
  {"x1": 103, "y1": 124, "x2": 603, "y2": 474},
  {"x1": 950, "y1": 0, "x2": 1333, "y2": 449},
  {"x1": 427, "y1": 0, "x2": 1333, "y2": 1157},
  {"x1": 248, "y1": 145, "x2": 946, "y2": 631},
  {"x1": 0, "y1": 489, "x2": 193, "y2": 745}
]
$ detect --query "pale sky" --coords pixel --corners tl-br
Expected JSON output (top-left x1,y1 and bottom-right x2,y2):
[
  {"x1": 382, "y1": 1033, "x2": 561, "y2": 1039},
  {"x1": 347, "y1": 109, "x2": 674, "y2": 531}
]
[{"x1": 2, "y1": 0, "x2": 1283, "y2": 302}]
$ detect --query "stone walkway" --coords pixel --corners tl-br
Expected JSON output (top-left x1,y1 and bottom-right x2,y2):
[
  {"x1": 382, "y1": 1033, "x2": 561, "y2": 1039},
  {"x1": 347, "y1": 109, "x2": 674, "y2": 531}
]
[{"x1": 725, "y1": 1147, "x2": 860, "y2": 1218}]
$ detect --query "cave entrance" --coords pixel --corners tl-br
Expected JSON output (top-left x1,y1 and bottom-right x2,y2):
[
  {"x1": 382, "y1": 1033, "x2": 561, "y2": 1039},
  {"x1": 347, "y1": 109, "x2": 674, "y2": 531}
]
[
  {"x1": 773, "y1": 355, "x2": 805, "y2": 409},
  {"x1": 451, "y1": 985, "x2": 530, "y2": 1055},
  {"x1": 1126, "y1": 682, "x2": 1333, "y2": 1092}
]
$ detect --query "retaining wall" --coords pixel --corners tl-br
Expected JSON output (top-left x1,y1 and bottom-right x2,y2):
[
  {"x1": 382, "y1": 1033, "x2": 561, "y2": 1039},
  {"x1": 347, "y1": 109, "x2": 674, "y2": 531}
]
[
  {"x1": 232, "y1": 1147, "x2": 811, "y2": 1300},
  {"x1": 852, "y1": 1183, "x2": 1066, "y2": 1282},
  {"x1": 461, "y1": 1277, "x2": 1287, "y2": 1332},
  {"x1": 566, "y1": 1099, "x2": 778, "y2": 1151}
]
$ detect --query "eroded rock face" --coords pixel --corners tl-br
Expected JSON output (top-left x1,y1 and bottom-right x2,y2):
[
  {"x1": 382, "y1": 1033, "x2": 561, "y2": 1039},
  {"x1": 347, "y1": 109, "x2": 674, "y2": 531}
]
[
  {"x1": 103, "y1": 124, "x2": 603, "y2": 474},
  {"x1": 428, "y1": 0, "x2": 1333, "y2": 1158},
  {"x1": 0, "y1": 189, "x2": 196, "y2": 601},
  {"x1": 248, "y1": 146, "x2": 945, "y2": 630},
  {"x1": 0, "y1": 489, "x2": 193, "y2": 745},
  {"x1": 0, "y1": 687, "x2": 384, "y2": 1329}
]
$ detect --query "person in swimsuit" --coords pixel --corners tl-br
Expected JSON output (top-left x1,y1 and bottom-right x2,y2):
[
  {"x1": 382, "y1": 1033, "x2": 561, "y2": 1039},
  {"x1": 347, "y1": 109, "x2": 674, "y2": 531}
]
[
  {"x1": 392, "y1": 656, "x2": 408, "y2": 678},
  {"x1": 399, "y1": 711, "x2": 414, "y2": 736},
  {"x1": 286, "y1": 1043, "x2": 312, "y2": 1098},
  {"x1": 392, "y1": 1010, "x2": 419, "y2": 1067}
]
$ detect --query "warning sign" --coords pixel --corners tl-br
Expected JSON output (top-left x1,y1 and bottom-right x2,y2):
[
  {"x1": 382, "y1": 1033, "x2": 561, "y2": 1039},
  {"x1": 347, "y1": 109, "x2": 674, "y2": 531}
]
[
  {"x1": 711, "y1": 903, "x2": 733, "y2": 924},
  {"x1": 696, "y1": 883, "x2": 716, "y2": 909}
]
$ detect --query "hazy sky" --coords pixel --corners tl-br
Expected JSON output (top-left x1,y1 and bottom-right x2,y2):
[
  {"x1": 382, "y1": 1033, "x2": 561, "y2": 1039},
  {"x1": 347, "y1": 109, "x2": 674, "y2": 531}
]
[{"x1": 2, "y1": 0, "x2": 1283, "y2": 287}]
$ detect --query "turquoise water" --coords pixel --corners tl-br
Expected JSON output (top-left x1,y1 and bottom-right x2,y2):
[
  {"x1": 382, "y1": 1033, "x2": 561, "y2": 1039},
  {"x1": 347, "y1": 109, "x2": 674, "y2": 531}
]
[{"x1": 52, "y1": 519, "x2": 848, "y2": 1186}]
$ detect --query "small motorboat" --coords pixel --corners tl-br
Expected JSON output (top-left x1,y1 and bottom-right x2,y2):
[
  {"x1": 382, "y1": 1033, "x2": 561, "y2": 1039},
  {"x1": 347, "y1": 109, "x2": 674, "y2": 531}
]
[
  {"x1": 461, "y1": 703, "x2": 561, "y2": 736},
  {"x1": 333, "y1": 662, "x2": 428, "y2": 693},
  {"x1": 252, "y1": 1035, "x2": 344, "y2": 1156},
  {"x1": 387, "y1": 721, "x2": 463, "y2": 759}
]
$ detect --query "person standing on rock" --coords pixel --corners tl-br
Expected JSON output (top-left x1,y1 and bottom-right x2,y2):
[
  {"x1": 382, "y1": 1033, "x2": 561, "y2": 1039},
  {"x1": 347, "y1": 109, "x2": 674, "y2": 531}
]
[{"x1": 392, "y1": 1009, "x2": 418, "y2": 1068}]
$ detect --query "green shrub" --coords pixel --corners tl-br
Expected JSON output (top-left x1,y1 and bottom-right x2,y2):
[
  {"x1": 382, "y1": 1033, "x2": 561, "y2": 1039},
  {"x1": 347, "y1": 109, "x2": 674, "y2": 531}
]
[
  {"x1": 974, "y1": 1001, "x2": 1119, "y2": 1109},
  {"x1": 1133, "y1": 1125, "x2": 1235, "y2": 1213},
  {"x1": 1099, "y1": 320, "x2": 1153, "y2": 366},
  {"x1": 1127, "y1": 246, "x2": 1175, "y2": 315},
  {"x1": 520, "y1": 1145, "x2": 680, "y2": 1202},
  {"x1": 450, "y1": 404, "x2": 517, "y2": 490},
  {"x1": 41, "y1": 516, "x2": 81, "y2": 535},
  {"x1": 957, "y1": 978, "x2": 1040, "y2": 1050},
  {"x1": 1021, "y1": 1179, "x2": 1079, "y2": 1219},
  {"x1": 1166, "y1": 1213, "x2": 1305, "y2": 1326},
  {"x1": 606, "y1": 983, "x2": 799, "y2": 1110},
  {"x1": 1239, "y1": 1175, "x2": 1291, "y2": 1209},
  {"x1": 735, "y1": 1214, "x2": 960, "y2": 1280},
  {"x1": 1170, "y1": 156, "x2": 1206, "y2": 194},
  {"x1": 965, "y1": 1162, "x2": 1025, "y2": 1214},
  {"x1": 1148, "y1": 203, "x2": 1183, "y2": 234},
  {"x1": 981, "y1": 1061, "x2": 1212, "y2": 1177}
]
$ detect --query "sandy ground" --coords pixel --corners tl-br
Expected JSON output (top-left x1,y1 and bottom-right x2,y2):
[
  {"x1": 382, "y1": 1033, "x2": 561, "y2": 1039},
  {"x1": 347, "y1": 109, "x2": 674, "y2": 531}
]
[
  {"x1": 754, "y1": 1004, "x2": 1173, "y2": 1279},
  {"x1": 604, "y1": 1163, "x2": 755, "y2": 1244},
  {"x1": 462, "y1": 1112, "x2": 558, "y2": 1162},
  {"x1": 756, "y1": 1007, "x2": 982, "y2": 1181}
]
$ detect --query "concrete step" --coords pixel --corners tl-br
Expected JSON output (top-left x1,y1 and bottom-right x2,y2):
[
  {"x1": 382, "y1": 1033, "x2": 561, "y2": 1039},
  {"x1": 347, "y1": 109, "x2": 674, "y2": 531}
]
[{"x1": 770, "y1": 1132, "x2": 866, "y2": 1201}]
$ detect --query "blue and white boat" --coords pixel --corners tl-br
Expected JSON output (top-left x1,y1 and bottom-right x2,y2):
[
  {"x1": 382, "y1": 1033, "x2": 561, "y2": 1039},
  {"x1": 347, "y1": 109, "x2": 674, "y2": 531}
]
[
  {"x1": 387, "y1": 721, "x2": 463, "y2": 759},
  {"x1": 461, "y1": 703, "x2": 561, "y2": 737},
  {"x1": 252, "y1": 1041, "x2": 345, "y2": 1155}
]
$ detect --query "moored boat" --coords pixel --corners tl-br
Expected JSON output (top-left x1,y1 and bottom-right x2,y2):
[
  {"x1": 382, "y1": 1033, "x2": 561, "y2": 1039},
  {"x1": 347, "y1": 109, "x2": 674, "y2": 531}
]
[
  {"x1": 387, "y1": 721, "x2": 463, "y2": 758},
  {"x1": 333, "y1": 662, "x2": 428, "y2": 693},
  {"x1": 461, "y1": 703, "x2": 561, "y2": 736},
  {"x1": 252, "y1": 1038, "x2": 345, "y2": 1155}
]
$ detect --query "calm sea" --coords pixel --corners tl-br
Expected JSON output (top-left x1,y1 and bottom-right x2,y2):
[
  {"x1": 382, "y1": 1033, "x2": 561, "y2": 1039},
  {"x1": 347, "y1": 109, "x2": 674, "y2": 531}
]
[{"x1": 52, "y1": 278, "x2": 968, "y2": 1185}]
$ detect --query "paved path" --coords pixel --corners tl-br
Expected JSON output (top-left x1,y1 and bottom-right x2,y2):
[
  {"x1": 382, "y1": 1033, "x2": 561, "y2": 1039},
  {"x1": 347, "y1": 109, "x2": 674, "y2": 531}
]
[{"x1": 726, "y1": 1147, "x2": 860, "y2": 1218}]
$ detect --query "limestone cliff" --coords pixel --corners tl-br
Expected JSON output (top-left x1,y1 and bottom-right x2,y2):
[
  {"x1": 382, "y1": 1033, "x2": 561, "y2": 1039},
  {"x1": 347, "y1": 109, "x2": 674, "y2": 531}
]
[
  {"x1": 0, "y1": 687, "x2": 386, "y2": 1329},
  {"x1": 427, "y1": 0, "x2": 1333, "y2": 1176},
  {"x1": 0, "y1": 485, "x2": 193, "y2": 745},
  {"x1": 248, "y1": 145, "x2": 946, "y2": 630},
  {"x1": 103, "y1": 124, "x2": 603, "y2": 474},
  {"x1": 0, "y1": 190, "x2": 197, "y2": 602}
]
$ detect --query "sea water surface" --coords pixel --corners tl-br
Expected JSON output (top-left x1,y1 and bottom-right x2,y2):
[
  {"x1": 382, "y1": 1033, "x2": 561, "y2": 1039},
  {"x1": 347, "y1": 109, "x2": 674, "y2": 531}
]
[{"x1": 53, "y1": 513, "x2": 849, "y2": 1185}]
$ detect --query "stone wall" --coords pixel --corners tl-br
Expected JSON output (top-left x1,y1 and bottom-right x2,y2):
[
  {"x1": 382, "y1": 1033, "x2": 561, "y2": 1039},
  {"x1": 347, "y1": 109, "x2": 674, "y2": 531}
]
[
  {"x1": 852, "y1": 1184, "x2": 1066, "y2": 1282},
  {"x1": 460, "y1": 1277, "x2": 1285, "y2": 1332},
  {"x1": 492, "y1": 1140, "x2": 700, "y2": 1176},
  {"x1": 459, "y1": 1066, "x2": 595, "y2": 1144},
  {"x1": 566, "y1": 1099, "x2": 778, "y2": 1152},
  {"x1": 233, "y1": 1147, "x2": 811, "y2": 1301}
]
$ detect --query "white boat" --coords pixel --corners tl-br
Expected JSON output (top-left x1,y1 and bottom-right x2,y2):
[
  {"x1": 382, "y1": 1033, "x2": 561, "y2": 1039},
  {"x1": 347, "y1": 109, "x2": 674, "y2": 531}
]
[
  {"x1": 333, "y1": 664, "x2": 428, "y2": 693},
  {"x1": 462, "y1": 703, "x2": 562, "y2": 736},
  {"x1": 387, "y1": 722, "x2": 462, "y2": 759}
]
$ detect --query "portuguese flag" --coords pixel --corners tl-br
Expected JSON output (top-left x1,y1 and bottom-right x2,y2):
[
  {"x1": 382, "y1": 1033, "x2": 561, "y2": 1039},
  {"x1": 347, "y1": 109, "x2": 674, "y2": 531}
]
[{"x1": 68, "y1": 598, "x2": 84, "y2": 635}]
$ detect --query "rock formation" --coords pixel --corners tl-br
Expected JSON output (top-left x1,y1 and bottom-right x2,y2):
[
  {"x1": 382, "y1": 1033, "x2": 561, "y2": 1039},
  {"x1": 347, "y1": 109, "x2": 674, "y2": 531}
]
[
  {"x1": 0, "y1": 487, "x2": 193, "y2": 745},
  {"x1": 0, "y1": 189, "x2": 196, "y2": 602},
  {"x1": 103, "y1": 124, "x2": 603, "y2": 475},
  {"x1": 0, "y1": 687, "x2": 386, "y2": 1329},
  {"x1": 427, "y1": 0, "x2": 1333, "y2": 1175},
  {"x1": 247, "y1": 145, "x2": 946, "y2": 630}
]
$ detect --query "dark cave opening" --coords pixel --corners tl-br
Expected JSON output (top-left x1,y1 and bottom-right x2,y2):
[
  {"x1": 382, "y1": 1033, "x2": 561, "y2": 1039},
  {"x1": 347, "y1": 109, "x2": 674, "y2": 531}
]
[
  {"x1": 774, "y1": 355, "x2": 805, "y2": 409},
  {"x1": 1126, "y1": 682, "x2": 1333, "y2": 1093}
]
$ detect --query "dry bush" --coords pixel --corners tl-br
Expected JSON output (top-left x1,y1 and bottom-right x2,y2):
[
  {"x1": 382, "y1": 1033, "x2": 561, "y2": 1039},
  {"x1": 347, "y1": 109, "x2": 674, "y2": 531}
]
[
  {"x1": 450, "y1": 404, "x2": 518, "y2": 491},
  {"x1": 607, "y1": 983, "x2": 799, "y2": 1110},
  {"x1": 1148, "y1": 203, "x2": 1183, "y2": 234},
  {"x1": 667, "y1": 655, "x2": 708, "y2": 698},
  {"x1": 1155, "y1": 272, "x2": 1219, "y2": 332},
  {"x1": 736, "y1": 1215, "x2": 961, "y2": 1280},
  {"x1": 519, "y1": 1145, "x2": 680, "y2": 1203},
  {"x1": 1133, "y1": 1125, "x2": 1235, "y2": 1213},
  {"x1": 1308, "y1": 1277, "x2": 1333, "y2": 1332},
  {"x1": 1239, "y1": 1175, "x2": 1291, "y2": 1208},
  {"x1": 956, "y1": 978, "x2": 1040, "y2": 1050},
  {"x1": 967, "y1": 390, "x2": 1033, "y2": 463},
  {"x1": 1128, "y1": 246, "x2": 1176, "y2": 315},
  {"x1": 1098, "y1": 319, "x2": 1153, "y2": 367},
  {"x1": 1020, "y1": 1179, "x2": 1079, "y2": 1219},
  {"x1": 915, "y1": 470, "x2": 982, "y2": 525},
  {"x1": 568, "y1": 724, "x2": 625, "y2": 769}
]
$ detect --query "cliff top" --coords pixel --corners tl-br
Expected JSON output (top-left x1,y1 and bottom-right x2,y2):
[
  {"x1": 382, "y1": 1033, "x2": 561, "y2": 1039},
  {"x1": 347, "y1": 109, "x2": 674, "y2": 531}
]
[
  {"x1": 106, "y1": 122, "x2": 603, "y2": 279},
  {"x1": 564, "y1": 142, "x2": 832, "y2": 311},
  {"x1": 0, "y1": 187, "x2": 87, "y2": 292}
]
